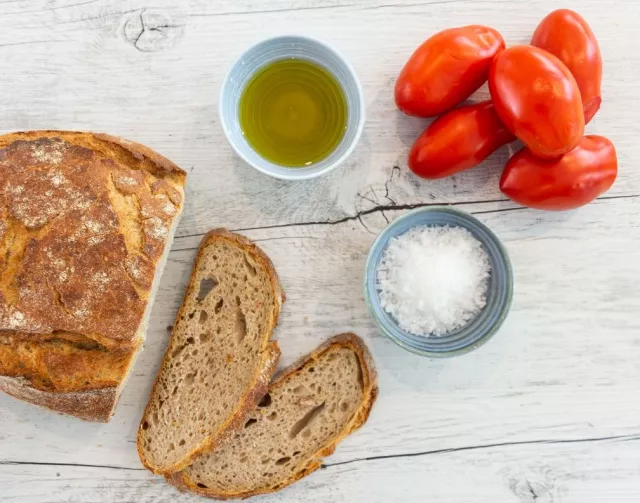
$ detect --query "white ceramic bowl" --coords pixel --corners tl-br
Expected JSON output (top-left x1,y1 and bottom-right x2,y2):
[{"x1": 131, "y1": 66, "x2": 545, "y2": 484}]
[{"x1": 219, "y1": 35, "x2": 365, "y2": 181}]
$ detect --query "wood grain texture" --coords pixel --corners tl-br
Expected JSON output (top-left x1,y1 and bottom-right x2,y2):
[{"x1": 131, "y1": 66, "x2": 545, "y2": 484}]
[{"x1": 1, "y1": 0, "x2": 639, "y2": 501}]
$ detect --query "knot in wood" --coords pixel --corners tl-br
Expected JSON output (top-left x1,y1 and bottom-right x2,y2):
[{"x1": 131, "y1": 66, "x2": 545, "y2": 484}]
[{"x1": 123, "y1": 10, "x2": 183, "y2": 52}]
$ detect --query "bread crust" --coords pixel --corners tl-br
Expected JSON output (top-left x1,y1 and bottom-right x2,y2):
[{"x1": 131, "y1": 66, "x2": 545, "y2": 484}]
[
  {"x1": 137, "y1": 229, "x2": 285, "y2": 474},
  {"x1": 170, "y1": 333, "x2": 378, "y2": 499},
  {"x1": 0, "y1": 336, "x2": 133, "y2": 393},
  {"x1": 0, "y1": 375, "x2": 117, "y2": 422},
  {"x1": 0, "y1": 130, "x2": 185, "y2": 422}
]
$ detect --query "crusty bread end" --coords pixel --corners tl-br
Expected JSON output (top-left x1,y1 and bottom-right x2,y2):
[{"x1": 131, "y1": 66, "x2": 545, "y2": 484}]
[{"x1": 0, "y1": 130, "x2": 185, "y2": 422}]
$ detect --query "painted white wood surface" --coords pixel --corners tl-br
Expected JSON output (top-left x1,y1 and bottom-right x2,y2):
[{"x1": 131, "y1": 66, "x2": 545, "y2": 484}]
[{"x1": 1, "y1": 0, "x2": 639, "y2": 501}]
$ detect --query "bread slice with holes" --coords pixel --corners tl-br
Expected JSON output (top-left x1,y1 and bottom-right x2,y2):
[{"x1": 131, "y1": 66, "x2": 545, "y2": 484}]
[
  {"x1": 137, "y1": 229, "x2": 284, "y2": 474},
  {"x1": 169, "y1": 333, "x2": 378, "y2": 499}
]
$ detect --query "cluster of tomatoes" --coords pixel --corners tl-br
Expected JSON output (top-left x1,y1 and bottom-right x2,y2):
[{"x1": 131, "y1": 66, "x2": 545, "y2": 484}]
[{"x1": 395, "y1": 9, "x2": 617, "y2": 211}]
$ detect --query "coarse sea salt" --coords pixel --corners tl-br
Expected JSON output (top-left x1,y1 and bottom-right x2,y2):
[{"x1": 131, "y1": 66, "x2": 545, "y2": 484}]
[{"x1": 376, "y1": 225, "x2": 491, "y2": 337}]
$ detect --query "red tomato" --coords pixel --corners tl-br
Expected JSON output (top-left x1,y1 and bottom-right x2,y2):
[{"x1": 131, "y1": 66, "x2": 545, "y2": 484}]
[
  {"x1": 408, "y1": 101, "x2": 515, "y2": 179},
  {"x1": 395, "y1": 26, "x2": 505, "y2": 117},
  {"x1": 532, "y1": 9, "x2": 602, "y2": 124},
  {"x1": 489, "y1": 45, "x2": 585, "y2": 159},
  {"x1": 500, "y1": 135, "x2": 617, "y2": 211}
]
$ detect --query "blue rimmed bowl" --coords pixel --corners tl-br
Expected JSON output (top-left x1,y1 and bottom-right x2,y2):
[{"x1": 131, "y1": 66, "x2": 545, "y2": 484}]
[{"x1": 364, "y1": 207, "x2": 513, "y2": 357}]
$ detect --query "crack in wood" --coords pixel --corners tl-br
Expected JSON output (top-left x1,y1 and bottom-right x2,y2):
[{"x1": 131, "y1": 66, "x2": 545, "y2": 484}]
[
  {"x1": 321, "y1": 432, "x2": 640, "y2": 469},
  {"x1": 133, "y1": 10, "x2": 145, "y2": 49},
  {"x1": 471, "y1": 206, "x2": 527, "y2": 216},
  {"x1": 2, "y1": 435, "x2": 638, "y2": 474},
  {"x1": 357, "y1": 213, "x2": 376, "y2": 235},
  {"x1": 593, "y1": 193, "x2": 640, "y2": 201},
  {"x1": 0, "y1": 460, "x2": 145, "y2": 471},
  {"x1": 383, "y1": 166, "x2": 400, "y2": 205},
  {"x1": 123, "y1": 9, "x2": 183, "y2": 52},
  {"x1": 356, "y1": 191, "x2": 379, "y2": 207},
  {"x1": 170, "y1": 192, "x2": 639, "y2": 252},
  {"x1": 176, "y1": 197, "x2": 513, "y2": 241}
]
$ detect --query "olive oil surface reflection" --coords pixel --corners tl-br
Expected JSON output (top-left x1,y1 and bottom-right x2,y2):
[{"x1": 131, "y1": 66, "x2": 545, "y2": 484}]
[{"x1": 239, "y1": 59, "x2": 348, "y2": 167}]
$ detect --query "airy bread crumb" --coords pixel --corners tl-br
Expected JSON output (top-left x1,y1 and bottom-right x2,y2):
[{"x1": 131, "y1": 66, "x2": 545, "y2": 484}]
[
  {"x1": 170, "y1": 333, "x2": 378, "y2": 499},
  {"x1": 137, "y1": 230, "x2": 284, "y2": 474}
]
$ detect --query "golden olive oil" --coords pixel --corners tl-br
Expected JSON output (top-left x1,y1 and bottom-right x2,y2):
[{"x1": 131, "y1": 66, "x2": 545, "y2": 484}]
[{"x1": 239, "y1": 58, "x2": 348, "y2": 167}]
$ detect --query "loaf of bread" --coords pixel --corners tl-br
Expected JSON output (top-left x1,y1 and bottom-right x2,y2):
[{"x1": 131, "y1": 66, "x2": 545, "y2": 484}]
[
  {"x1": 137, "y1": 230, "x2": 284, "y2": 475},
  {"x1": 0, "y1": 131, "x2": 186, "y2": 421},
  {"x1": 170, "y1": 333, "x2": 378, "y2": 499}
]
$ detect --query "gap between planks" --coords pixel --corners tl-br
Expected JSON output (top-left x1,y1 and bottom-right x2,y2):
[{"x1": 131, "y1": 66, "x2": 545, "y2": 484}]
[
  {"x1": 172, "y1": 193, "x2": 640, "y2": 251},
  {"x1": 322, "y1": 432, "x2": 640, "y2": 469},
  {"x1": 2, "y1": 432, "x2": 639, "y2": 474}
]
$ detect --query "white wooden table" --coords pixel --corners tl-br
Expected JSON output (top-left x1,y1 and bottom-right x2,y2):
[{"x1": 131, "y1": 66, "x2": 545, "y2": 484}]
[{"x1": 2, "y1": 1, "x2": 639, "y2": 501}]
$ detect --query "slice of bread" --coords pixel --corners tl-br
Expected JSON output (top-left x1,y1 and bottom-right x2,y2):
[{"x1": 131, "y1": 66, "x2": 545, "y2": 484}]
[
  {"x1": 0, "y1": 131, "x2": 186, "y2": 422},
  {"x1": 137, "y1": 230, "x2": 284, "y2": 474},
  {"x1": 169, "y1": 333, "x2": 378, "y2": 499}
]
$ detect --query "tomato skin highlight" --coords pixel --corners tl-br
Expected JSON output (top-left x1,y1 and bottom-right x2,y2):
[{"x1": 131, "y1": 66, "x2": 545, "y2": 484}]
[
  {"x1": 408, "y1": 101, "x2": 515, "y2": 179},
  {"x1": 500, "y1": 135, "x2": 617, "y2": 211},
  {"x1": 489, "y1": 45, "x2": 585, "y2": 159},
  {"x1": 531, "y1": 9, "x2": 602, "y2": 124},
  {"x1": 395, "y1": 25, "x2": 505, "y2": 118}
]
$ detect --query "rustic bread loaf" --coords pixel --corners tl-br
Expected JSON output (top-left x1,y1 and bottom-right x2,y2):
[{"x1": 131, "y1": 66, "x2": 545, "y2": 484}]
[
  {"x1": 137, "y1": 230, "x2": 284, "y2": 475},
  {"x1": 0, "y1": 131, "x2": 186, "y2": 421},
  {"x1": 170, "y1": 333, "x2": 378, "y2": 499}
]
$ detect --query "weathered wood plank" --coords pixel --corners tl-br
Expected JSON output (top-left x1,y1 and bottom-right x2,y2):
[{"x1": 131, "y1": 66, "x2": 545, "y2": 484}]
[
  {"x1": 0, "y1": 0, "x2": 637, "y2": 235},
  {"x1": 1, "y1": 0, "x2": 639, "y2": 501},
  {"x1": 2, "y1": 197, "x2": 639, "y2": 469},
  {"x1": 2, "y1": 436, "x2": 639, "y2": 502}
]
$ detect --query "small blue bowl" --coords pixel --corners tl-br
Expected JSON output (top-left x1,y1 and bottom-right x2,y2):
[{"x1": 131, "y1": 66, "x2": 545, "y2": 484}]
[{"x1": 364, "y1": 207, "x2": 513, "y2": 357}]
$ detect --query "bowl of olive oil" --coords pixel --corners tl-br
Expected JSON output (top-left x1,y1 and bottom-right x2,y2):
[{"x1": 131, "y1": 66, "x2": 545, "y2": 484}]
[{"x1": 219, "y1": 36, "x2": 365, "y2": 180}]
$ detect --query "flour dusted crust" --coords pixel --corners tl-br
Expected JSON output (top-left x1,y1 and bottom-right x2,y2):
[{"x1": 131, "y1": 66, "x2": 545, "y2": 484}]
[{"x1": 0, "y1": 131, "x2": 185, "y2": 421}]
